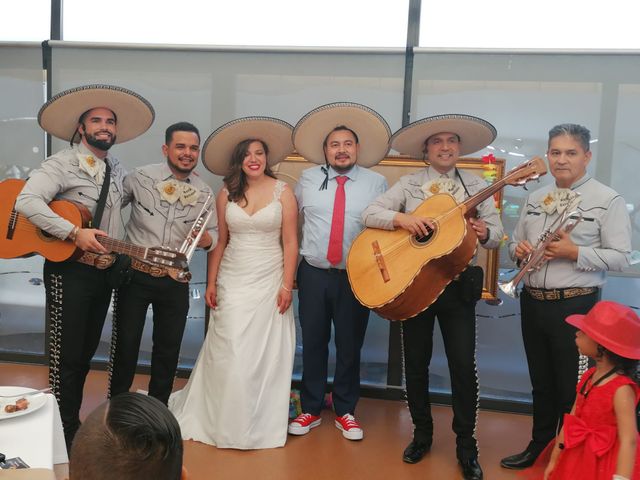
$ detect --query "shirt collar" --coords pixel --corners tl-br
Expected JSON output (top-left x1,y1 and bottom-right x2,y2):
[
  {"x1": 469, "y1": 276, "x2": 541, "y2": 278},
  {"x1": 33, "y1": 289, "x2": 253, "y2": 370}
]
[
  {"x1": 568, "y1": 173, "x2": 591, "y2": 190},
  {"x1": 426, "y1": 166, "x2": 455, "y2": 180},
  {"x1": 327, "y1": 164, "x2": 360, "y2": 182},
  {"x1": 76, "y1": 142, "x2": 113, "y2": 167},
  {"x1": 160, "y1": 162, "x2": 192, "y2": 183}
]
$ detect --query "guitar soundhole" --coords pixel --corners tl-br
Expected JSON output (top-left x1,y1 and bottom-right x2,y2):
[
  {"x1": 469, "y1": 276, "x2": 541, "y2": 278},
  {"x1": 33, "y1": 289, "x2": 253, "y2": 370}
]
[
  {"x1": 37, "y1": 228, "x2": 57, "y2": 242},
  {"x1": 412, "y1": 227, "x2": 436, "y2": 246}
]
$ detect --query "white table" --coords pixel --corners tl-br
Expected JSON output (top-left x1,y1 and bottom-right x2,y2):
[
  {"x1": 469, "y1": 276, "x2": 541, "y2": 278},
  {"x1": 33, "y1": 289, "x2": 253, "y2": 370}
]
[{"x1": 0, "y1": 390, "x2": 68, "y2": 472}]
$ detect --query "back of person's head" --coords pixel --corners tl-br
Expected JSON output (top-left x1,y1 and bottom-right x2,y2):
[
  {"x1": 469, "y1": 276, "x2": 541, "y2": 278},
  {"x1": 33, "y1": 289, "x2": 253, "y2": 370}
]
[{"x1": 69, "y1": 392, "x2": 185, "y2": 480}]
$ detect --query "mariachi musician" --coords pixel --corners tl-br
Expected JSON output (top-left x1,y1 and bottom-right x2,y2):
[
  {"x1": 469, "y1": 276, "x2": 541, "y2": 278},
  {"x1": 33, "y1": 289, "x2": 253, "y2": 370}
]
[
  {"x1": 109, "y1": 121, "x2": 217, "y2": 406},
  {"x1": 15, "y1": 84, "x2": 155, "y2": 449},
  {"x1": 500, "y1": 123, "x2": 632, "y2": 470},
  {"x1": 362, "y1": 114, "x2": 504, "y2": 480}
]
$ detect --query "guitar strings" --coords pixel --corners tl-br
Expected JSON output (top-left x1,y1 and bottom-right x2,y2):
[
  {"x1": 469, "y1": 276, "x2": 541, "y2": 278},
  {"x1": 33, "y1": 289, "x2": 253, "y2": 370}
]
[
  {"x1": 7, "y1": 215, "x2": 47, "y2": 232},
  {"x1": 379, "y1": 205, "x2": 464, "y2": 257},
  {"x1": 8, "y1": 216, "x2": 140, "y2": 252},
  {"x1": 7, "y1": 213, "x2": 179, "y2": 261},
  {"x1": 372, "y1": 162, "x2": 538, "y2": 262}
]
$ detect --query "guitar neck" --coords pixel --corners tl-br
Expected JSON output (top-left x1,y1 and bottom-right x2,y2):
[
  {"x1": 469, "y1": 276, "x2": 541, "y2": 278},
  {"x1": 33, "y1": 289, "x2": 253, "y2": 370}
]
[
  {"x1": 461, "y1": 177, "x2": 508, "y2": 213},
  {"x1": 97, "y1": 235, "x2": 147, "y2": 259},
  {"x1": 461, "y1": 160, "x2": 541, "y2": 213}
]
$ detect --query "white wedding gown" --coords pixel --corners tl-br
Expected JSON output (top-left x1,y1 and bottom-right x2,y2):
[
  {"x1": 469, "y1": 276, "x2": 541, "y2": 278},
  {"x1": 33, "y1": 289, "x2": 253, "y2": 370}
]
[{"x1": 169, "y1": 181, "x2": 295, "y2": 449}]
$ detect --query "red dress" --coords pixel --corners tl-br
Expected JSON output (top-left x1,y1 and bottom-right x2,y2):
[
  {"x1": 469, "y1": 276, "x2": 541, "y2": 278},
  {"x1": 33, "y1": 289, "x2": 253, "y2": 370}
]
[{"x1": 548, "y1": 368, "x2": 640, "y2": 480}]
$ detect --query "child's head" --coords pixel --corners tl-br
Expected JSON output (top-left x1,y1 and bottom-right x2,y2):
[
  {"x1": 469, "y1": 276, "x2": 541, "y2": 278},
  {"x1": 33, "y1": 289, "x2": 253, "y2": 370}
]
[{"x1": 566, "y1": 301, "x2": 640, "y2": 366}]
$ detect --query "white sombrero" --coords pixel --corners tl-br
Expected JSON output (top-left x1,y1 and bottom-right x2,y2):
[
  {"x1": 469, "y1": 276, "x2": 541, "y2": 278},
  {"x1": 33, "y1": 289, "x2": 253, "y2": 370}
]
[
  {"x1": 292, "y1": 102, "x2": 391, "y2": 167},
  {"x1": 202, "y1": 117, "x2": 294, "y2": 176},
  {"x1": 38, "y1": 84, "x2": 155, "y2": 144},
  {"x1": 391, "y1": 114, "x2": 497, "y2": 158}
]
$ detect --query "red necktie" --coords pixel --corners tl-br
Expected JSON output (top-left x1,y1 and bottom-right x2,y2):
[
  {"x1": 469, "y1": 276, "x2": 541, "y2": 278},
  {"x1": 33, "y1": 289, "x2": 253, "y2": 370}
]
[{"x1": 327, "y1": 176, "x2": 348, "y2": 265}]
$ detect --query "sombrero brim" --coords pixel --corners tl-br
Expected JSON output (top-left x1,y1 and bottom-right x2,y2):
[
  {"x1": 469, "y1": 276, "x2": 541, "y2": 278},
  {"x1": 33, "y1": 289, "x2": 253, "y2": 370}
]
[
  {"x1": 292, "y1": 102, "x2": 391, "y2": 167},
  {"x1": 202, "y1": 117, "x2": 294, "y2": 176},
  {"x1": 391, "y1": 114, "x2": 497, "y2": 158},
  {"x1": 38, "y1": 84, "x2": 155, "y2": 144}
]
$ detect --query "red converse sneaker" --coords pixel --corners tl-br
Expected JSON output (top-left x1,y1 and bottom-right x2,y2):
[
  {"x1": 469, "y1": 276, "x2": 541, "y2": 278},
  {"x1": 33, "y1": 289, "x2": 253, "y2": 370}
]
[
  {"x1": 288, "y1": 413, "x2": 322, "y2": 435},
  {"x1": 335, "y1": 413, "x2": 364, "y2": 440}
]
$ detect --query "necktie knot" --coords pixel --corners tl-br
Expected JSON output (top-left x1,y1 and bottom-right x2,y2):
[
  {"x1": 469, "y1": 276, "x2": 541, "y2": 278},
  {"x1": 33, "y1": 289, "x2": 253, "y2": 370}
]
[{"x1": 336, "y1": 175, "x2": 348, "y2": 185}]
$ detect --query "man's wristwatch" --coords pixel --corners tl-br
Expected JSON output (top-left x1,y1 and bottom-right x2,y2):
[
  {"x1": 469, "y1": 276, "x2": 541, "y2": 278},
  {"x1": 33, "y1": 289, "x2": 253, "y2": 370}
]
[{"x1": 67, "y1": 226, "x2": 79, "y2": 242}]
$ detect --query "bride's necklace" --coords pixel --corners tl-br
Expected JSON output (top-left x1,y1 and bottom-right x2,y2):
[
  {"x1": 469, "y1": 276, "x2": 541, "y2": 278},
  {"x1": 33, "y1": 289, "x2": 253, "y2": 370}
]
[{"x1": 579, "y1": 366, "x2": 618, "y2": 398}]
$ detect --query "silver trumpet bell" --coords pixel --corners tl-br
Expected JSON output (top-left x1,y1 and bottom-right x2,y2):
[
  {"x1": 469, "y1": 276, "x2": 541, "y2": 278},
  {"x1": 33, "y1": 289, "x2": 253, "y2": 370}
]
[
  {"x1": 498, "y1": 278, "x2": 519, "y2": 298},
  {"x1": 175, "y1": 194, "x2": 215, "y2": 281}
]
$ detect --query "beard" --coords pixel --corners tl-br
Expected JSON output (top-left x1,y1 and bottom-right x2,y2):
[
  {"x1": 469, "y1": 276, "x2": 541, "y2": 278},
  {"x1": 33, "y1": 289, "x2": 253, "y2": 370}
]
[
  {"x1": 84, "y1": 131, "x2": 116, "y2": 151},
  {"x1": 168, "y1": 157, "x2": 196, "y2": 175},
  {"x1": 329, "y1": 157, "x2": 356, "y2": 174}
]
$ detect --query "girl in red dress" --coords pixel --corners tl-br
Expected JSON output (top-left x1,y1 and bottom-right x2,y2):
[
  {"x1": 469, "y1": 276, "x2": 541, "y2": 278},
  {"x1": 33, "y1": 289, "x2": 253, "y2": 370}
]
[{"x1": 543, "y1": 301, "x2": 640, "y2": 480}]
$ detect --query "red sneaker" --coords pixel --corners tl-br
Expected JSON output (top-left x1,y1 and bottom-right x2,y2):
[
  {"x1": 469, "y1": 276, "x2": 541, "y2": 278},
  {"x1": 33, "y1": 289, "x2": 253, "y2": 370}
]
[
  {"x1": 288, "y1": 413, "x2": 322, "y2": 435},
  {"x1": 335, "y1": 413, "x2": 364, "y2": 440}
]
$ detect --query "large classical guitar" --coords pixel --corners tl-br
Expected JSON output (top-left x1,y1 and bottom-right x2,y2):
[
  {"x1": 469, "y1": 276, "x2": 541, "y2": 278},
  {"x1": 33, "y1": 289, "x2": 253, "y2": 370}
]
[
  {"x1": 346, "y1": 157, "x2": 547, "y2": 321},
  {"x1": 0, "y1": 178, "x2": 188, "y2": 270}
]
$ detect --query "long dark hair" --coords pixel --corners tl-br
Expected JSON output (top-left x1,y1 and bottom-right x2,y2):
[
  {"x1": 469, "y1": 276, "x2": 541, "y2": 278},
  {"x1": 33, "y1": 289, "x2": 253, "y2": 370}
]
[
  {"x1": 599, "y1": 346, "x2": 640, "y2": 387},
  {"x1": 223, "y1": 138, "x2": 276, "y2": 205}
]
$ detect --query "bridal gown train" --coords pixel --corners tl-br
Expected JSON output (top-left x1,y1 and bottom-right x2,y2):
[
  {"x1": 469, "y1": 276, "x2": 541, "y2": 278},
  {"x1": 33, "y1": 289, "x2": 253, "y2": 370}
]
[{"x1": 169, "y1": 181, "x2": 295, "y2": 449}]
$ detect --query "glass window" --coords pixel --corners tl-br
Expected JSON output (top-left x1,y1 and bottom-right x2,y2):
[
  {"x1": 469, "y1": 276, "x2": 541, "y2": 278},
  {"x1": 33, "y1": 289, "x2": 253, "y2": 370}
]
[
  {"x1": 63, "y1": 0, "x2": 409, "y2": 47},
  {"x1": 420, "y1": 0, "x2": 640, "y2": 49},
  {"x1": 49, "y1": 44, "x2": 405, "y2": 376},
  {"x1": 0, "y1": 44, "x2": 47, "y2": 357},
  {"x1": 0, "y1": 1, "x2": 50, "y2": 41},
  {"x1": 411, "y1": 50, "x2": 640, "y2": 402}
]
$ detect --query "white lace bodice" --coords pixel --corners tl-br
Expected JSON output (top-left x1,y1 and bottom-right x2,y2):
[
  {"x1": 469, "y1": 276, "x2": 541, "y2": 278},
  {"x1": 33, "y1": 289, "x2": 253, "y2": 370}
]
[{"x1": 224, "y1": 180, "x2": 285, "y2": 248}]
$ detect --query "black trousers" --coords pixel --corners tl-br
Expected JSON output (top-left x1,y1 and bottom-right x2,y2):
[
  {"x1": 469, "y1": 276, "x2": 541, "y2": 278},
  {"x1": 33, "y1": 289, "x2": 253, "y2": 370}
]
[
  {"x1": 520, "y1": 288, "x2": 599, "y2": 452},
  {"x1": 43, "y1": 260, "x2": 113, "y2": 450},
  {"x1": 296, "y1": 259, "x2": 370, "y2": 417},
  {"x1": 403, "y1": 281, "x2": 479, "y2": 460},
  {"x1": 109, "y1": 271, "x2": 189, "y2": 405}
]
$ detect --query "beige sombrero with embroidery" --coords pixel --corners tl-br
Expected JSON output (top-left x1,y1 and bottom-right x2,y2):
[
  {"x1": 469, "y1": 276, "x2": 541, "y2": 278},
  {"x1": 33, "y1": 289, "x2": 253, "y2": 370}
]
[
  {"x1": 391, "y1": 114, "x2": 497, "y2": 158},
  {"x1": 38, "y1": 84, "x2": 155, "y2": 144},
  {"x1": 202, "y1": 117, "x2": 294, "y2": 176},
  {"x1": 293, "y1": 102, "x2": 391, "y2": 168}
]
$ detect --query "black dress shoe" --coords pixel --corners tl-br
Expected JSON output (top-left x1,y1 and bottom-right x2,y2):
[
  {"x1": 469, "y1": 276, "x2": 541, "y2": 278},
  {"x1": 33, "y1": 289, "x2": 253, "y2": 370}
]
[
  {"x1": 402, "y1": 439, "x2": 431, "y2": 464},
  {"x1": 500, "y1": 449, "x2": 539, "y2": 469},
  {"x1": 459, "y1": 457, "x2": 483, "y2": 480}
]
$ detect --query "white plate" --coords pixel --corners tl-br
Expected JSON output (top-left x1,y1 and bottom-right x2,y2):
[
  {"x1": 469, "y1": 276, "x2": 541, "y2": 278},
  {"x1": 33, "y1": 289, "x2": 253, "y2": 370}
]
[{"x1": 0, "y1": 387, "x2": 48, "y2": 420}]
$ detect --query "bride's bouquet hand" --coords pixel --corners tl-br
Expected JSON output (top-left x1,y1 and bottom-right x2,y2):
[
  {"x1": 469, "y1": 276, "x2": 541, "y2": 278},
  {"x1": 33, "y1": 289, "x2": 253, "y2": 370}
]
[{"x1": 277, "y1": 286, "x2": 292, "y2": 314}]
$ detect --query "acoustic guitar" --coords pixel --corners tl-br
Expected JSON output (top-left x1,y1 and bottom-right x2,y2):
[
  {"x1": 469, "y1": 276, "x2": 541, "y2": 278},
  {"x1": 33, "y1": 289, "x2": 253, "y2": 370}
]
[
  {"x1": 0, "y1": 178, "x2": 188, "y2": 271},
  {"x1": 346, "y1": 157, "x2": 547, "y2": 321}
]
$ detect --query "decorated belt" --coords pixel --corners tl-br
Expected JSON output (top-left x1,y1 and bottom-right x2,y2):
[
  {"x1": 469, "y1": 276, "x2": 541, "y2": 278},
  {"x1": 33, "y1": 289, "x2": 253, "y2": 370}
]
[
  {"x1": 130, "y1": 257, "x2": 169, "y2": 277},
  {"x1": 525, "y1": 286, "x2": 599, "y2": 301},
  {"x1": 76, "y1": 252, "x2": 117, "y2": 269}
]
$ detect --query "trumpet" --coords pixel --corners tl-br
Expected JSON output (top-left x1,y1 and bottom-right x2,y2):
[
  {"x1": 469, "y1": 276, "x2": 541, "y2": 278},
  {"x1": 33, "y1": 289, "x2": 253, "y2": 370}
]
[
  {"x1": 499, "y1": 208, "x2": 583, "y2": 298},
  {"x1": 174, "y1": 195, "x2": 215, "y2": 281}
]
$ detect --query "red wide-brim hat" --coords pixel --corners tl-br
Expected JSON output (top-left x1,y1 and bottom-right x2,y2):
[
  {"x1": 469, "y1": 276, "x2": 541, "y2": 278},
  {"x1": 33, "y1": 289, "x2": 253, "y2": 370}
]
[{"x1": 566, "y1": 300, "x2": 640, "y2": 359}]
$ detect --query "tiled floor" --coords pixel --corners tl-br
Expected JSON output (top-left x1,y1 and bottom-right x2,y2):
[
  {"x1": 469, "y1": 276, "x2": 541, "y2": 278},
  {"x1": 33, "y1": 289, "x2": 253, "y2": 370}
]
[{"x1": 0, "y1": 362, "x2": 535, "y2": 479}]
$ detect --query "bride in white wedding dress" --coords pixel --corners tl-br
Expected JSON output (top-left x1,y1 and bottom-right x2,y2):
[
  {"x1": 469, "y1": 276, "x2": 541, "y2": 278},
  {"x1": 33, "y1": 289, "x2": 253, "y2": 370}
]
[{"x1": 169, "y1": 118, "x2": 297, "y2": 449}]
